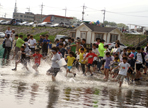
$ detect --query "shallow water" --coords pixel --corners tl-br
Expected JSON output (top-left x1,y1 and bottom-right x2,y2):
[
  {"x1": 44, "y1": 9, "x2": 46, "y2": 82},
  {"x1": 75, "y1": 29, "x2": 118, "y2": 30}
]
[{"x1": 1, "y1": 60, "x2": 148, "y2": 108}]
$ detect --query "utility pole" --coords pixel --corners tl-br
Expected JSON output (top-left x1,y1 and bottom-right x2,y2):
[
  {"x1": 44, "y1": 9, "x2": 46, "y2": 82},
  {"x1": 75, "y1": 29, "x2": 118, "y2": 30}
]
[
  {"x1": 40, "y1": 3, "x2": 44, "y2": 22},
  {"x1": 4, "y1": 13, "x2": 7, "y2": 18},
  {"x1": 101, "y1": 9, "x2": 106, "y2": 23},
  {"x1": 63, "y1": 7, "x2": 67, "y2": 23},
  {"x1": 82, "y1": 4, "x2": 87, "y2": 21},
  {"x1": 26, "y1": 7, "x2": 30, "y2": 12}
]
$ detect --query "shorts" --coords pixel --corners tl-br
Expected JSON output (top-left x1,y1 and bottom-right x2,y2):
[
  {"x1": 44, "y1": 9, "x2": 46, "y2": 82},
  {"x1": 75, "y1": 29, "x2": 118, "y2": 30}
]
[
  {"x1": 20, "y1": 59, "x2": 27, "y2": 66},
  {"x1": 47, "y1": 68, "x2": 60, "y2": 77},
  {"x1": 87, "y1": 63, "x2": 93, "y2": 69},
  {"x1": 136, "y1": 64, "x2": 142, "y2": 71},
  {"x1": 15, "y1": 47, "x2": 20, "y2": 54},
  {"x1": 116, "y1": 74, "x2": 125, "y2": 82},
  {"x1": 67, "y1": 66, "x2": 72, "y2": 71},
  {"x1": 92, "y1": 61, "x2": 97, "y2": 66},
  {"x1": 128, "y1": 67, "x2": 134, "y2": 74},
  {"x1": 35, "y1": 63, "x2": 40, "y2": 67},
  {"x1": 114, "y1": 69, "x2": 119, "y2": 73},
  {"x1": 104, "y1": 66, "x2": 110, "y2": 69},
  {"x1": 146, "y1": 63, "x2": 148, "y2": 68}
]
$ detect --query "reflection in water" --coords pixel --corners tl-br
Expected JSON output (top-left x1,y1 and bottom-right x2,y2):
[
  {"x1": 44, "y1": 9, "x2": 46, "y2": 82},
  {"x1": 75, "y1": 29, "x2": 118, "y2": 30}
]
[
  {"x1": 30, "y1": 83, "x2": 39, "y2": 104},
  {"x1": 16, "y1": 82, "x2": 27, "y2": 99},
  {"x1": 1, "y1": 77, "x2": 148, "y2": 107},
  {"x1": 46, "y1": 85, "x2": 59, "y2": 108}
]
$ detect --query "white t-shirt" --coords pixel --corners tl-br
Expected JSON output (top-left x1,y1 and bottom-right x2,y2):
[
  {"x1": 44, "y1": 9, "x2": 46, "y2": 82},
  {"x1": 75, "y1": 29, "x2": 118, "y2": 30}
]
[
  {"x1": 118, "y1": 62, "x2": 130, "y2": 76},
  {"x1": 28, "y1": 39, "x2": 36, "y2": 48},
  {"x1": 92, "y1": 48, "x2": 100, "y2": 61},
  {"x1": 5, "y1": 30, "x2": 12, "y2": 36},
  {"x1": 136, "y1": 53, "x2": 143, "y2": 64},
  {"x1": 145, "y1": 54, "x2": 148, "y2": 63}
]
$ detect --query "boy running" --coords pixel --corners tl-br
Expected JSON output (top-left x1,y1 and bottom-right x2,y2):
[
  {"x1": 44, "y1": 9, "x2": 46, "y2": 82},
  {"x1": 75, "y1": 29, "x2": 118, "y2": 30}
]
[
  {"x1": 113, "y1": 57, "x2": 133, "y2": 87},
  {"x1": 65, "y1": 52, "x2": 76, "y2": 77},
  {"x1": 12, "y1": 46, "x2": 29, "y2": 71}
]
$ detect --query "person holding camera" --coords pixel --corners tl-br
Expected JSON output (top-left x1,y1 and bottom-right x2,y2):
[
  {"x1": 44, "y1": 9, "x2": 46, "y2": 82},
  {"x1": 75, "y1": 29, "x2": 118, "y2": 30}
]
[{"x1": 2, "y1": 34, "x2": 12, "y2": 65}]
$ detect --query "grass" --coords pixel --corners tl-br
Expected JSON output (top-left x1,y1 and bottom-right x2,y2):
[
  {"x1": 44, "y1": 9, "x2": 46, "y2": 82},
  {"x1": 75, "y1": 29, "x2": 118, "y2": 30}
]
[{"x1": 18, "y1": 32, "x2": 55, "y2": 42}]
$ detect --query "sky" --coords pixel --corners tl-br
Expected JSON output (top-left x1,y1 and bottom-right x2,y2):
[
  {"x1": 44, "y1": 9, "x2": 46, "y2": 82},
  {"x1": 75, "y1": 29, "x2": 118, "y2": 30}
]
[{"x1": 0, "y1": 0, "x2": 148, "y2": 27}]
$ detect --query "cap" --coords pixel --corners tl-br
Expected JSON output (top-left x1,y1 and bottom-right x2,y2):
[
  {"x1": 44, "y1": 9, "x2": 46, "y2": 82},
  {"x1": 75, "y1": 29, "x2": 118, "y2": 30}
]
[{"x1": 129, "y1": 54, "x2": 134, "y2": 58}]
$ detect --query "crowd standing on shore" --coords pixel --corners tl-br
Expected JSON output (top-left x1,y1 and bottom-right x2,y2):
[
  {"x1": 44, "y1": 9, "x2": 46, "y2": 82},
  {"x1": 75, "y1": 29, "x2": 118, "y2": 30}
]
[{"x1": 1, "y1": 27, "x2": 148, "y2": 87}]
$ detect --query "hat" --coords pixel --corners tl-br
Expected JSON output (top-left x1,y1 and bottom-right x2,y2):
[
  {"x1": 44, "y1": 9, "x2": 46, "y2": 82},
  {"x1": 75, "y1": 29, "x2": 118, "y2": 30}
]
[
  {"x1": 129, "y1": 54, "x2": 134, "y2": 58},
  {"x1": 100, "y1": 39, "x2": 105, "y2": 42}
]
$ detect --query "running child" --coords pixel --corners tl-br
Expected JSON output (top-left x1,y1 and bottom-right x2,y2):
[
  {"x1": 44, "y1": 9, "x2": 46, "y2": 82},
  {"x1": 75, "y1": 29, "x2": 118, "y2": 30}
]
[
  {"x1": 111, "y1": 57, "x2": 119, "y2": 78},
  {"x1": 31, "y1": 49, "x2": 45, "y2": 75},
  {"x1": 79, "y1": 48, "x2": 86, "y2": 75},
  {"x1": 104, "y1": 52, "x2": 112, "y2": 80},
  {"x1": 65, "y1": 51, "x2": 76, "y2": 77},
  {"x1": 92, "y1": 43, "x2": 100, "y2": 72},
  {"x1": 12, "y1": 46, "x2": 29, "y2": 71},
  {"x1": 113, "y1": 57, "x2": 133, "y2": 87},
  {"x1": 46, "y1": 47, "x2": 61, "y2": 81},
  {"x1": 128, "y1": 54, "x2": 136, "y2": 82},
  {"x1": 83, "y1": 48, "x2": 98, "y2": 76}
]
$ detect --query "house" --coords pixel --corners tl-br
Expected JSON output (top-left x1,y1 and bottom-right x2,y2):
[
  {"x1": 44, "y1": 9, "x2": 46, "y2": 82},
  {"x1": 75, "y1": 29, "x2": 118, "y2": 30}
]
[
  {"x1": 43, "y1": 15, "x2": 73, "y2": 24},
  {"x1": 70, "y1": 23, "x2": 123, "y2": 44}
]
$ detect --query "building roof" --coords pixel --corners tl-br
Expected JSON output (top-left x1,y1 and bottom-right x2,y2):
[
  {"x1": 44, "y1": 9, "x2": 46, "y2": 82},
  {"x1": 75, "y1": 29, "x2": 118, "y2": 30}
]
[
  {"x1": 85, "y1": 23, "x2": 116, "y2": 33},
  {"x1": 47, "y1": 15, "x2": 73, "y2": 19}
]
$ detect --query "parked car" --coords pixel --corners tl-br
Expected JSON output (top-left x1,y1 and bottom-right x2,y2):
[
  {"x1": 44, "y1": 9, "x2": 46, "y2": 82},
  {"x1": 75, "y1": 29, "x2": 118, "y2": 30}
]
[
  {"x1": 71, "y1": 23, "x2": 80, "y2": 28},
  {"x1": 105, "y1": 42, "x2": 127, "y2": 51},
  {"x1": 0, "y1": 20, "x2": 6, "y2": 25},
  {"x1": 54, "y1": 35, "x2": 68, "y2": 42},
  {"x1": 50, "y1": 23, "x2": 59, "y2": 27},
  {"x1": 59, "y1": 22, "x2": 70, "y2": 28},
  {"x1": 2, "y1": 21, "x2": 11, "y2": 25},
  {"x1": 38, "y1": 22, "x2": 52, "y2": 27},
  {"x1": 18, "y1": 21, "x2": 28, "y2": 26},
  {"x1": 0, "y1": 32, "x2": 5, "y2": 38},
  {"x1": 25, "y1": 22, "x2": 34, "y2": 26}
]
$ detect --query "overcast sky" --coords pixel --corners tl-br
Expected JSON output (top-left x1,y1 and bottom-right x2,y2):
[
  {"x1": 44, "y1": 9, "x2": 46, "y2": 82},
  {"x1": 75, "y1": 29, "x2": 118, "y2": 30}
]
[{"x1": 0, "y1": 0, "x2": 148, "y2": 26}]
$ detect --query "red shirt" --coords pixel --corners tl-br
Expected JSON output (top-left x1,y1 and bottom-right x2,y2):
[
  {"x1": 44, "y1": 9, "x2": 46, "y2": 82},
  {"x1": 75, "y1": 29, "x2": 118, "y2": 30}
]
[
  {"x1": 86, "y1": 53, "x2": 97, "y2": 64},
  {"x1": 33, "y1": 53, "x2": 43, "y2": 65}
]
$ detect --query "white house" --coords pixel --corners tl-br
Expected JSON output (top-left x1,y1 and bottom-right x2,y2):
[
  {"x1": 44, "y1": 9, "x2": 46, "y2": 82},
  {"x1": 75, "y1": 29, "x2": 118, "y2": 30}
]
[{"x1": 70, "y1": 23, "x2": 123, "y2": 44}]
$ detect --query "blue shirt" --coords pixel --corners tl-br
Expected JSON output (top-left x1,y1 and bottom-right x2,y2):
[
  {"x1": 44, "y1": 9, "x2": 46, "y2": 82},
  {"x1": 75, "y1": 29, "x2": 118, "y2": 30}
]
[
  {"x1": 56, "y1": 42, "x2": 60, "y2": 47},
  {"x1": 48, "y1": 44, "x2": 52, "y2": 49},
  {"x1": 43, "y1": 39, "x2": 50, "y2": 43},
  {"x1": 131, "y1": 52, "x2": 137, "y2": 57}
]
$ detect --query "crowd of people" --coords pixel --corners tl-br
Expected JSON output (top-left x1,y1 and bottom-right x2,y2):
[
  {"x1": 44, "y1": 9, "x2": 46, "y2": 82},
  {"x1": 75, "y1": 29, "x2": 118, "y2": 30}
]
[{"x1": 2, "y1": 27, "x2": 148, "y2": 87}]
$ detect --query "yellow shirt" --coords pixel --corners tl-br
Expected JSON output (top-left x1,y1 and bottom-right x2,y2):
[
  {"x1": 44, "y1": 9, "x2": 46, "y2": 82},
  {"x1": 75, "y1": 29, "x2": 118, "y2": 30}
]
[
  {"x1": 79, "y1": 52, "x2": 85, "y2": 64},
  {"x1": 67, "y1": 56, "x2": 75, "y2": 66},
  {"x1": 79, "y1": 48, "x2": 86, "y2": 53}
]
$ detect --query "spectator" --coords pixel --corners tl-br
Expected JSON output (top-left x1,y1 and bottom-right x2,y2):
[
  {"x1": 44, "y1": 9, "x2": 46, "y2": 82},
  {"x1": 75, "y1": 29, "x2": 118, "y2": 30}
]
[
  {"x1": 42, "y1": 35, "x2": 50, "y2": 56},
  {"x1": 96, "y1": 38, "x2": 101, "y2": 46},
  {"x1": 24, "y1": 34, "x2": 30, "y2": 42},
  {"x1": 70, "y1": 38, "x2": 76, "y2": 53},
  {"x1": 56, "y1": 39, "x2": 60, "y2": 47},
  {"x1": 5, "y1": 27, "x2": 12, "y2": 37},
  {"x1": 2, "y1": 34, "x2": 12, "y2": 65},
  {"x1": 28, "y1": 35, "x2": 36, "y2": 54},
  {"x1": 81, "y1": 39, "x2": 86, "y2": 48}
]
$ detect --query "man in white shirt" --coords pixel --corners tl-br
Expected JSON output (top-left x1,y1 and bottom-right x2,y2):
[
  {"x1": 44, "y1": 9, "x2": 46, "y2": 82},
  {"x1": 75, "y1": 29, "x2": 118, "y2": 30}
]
[
  {"x1": 113, "y1": 57, "x2": 133, "y2": 87},
  {"x1": 5, "y1": 27, "x2": 12, "y2": 37},
  {"x1": 28, "y1": 36, "x2": 36, "y2": 54}
]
